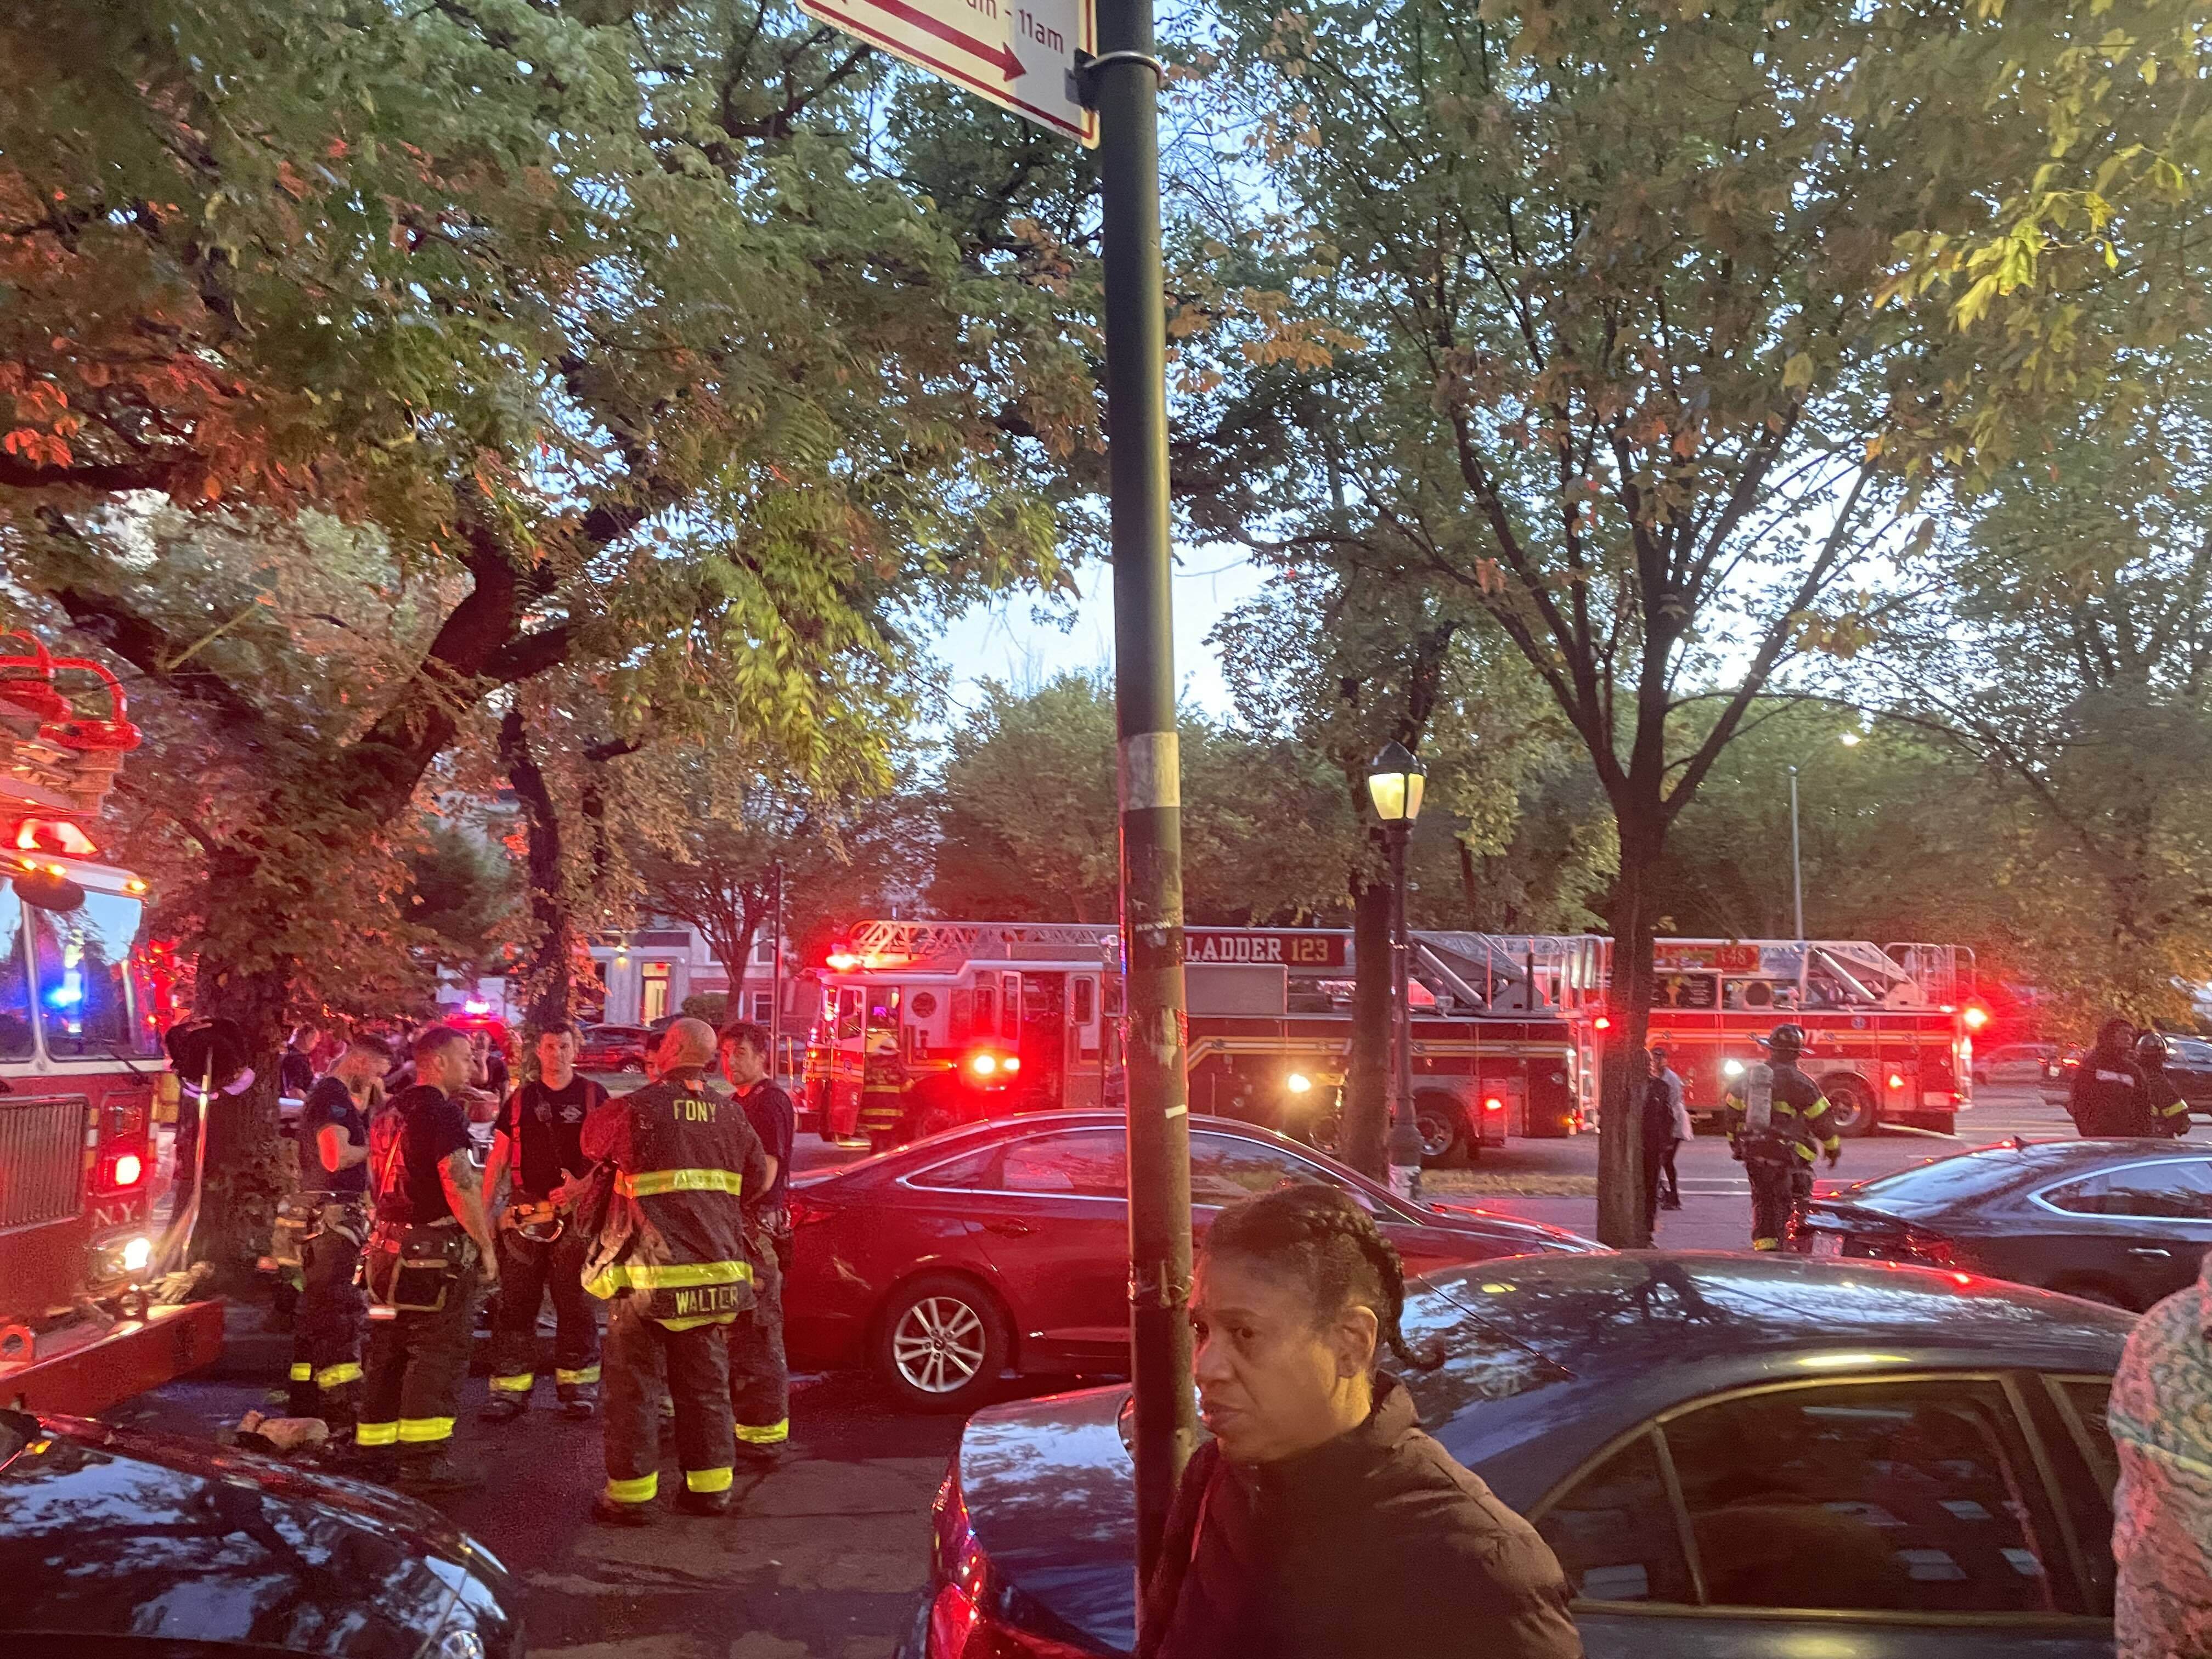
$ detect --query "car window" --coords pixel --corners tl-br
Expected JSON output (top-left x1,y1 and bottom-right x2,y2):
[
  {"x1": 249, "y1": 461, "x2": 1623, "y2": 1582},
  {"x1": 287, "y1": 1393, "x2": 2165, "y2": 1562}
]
[
  {"x1": 1843, "y1": 1148, "x2": 2042, "y2": 1217},
  {"x1": 1534, "y1": 1432, "x2": 1697, "y2": 1605},
  {"x1": 999, "y1": 1130, "x2": 1127, "y2": 1199},
  {"x1": 2039, "y1": 1160, "x2": 2212, "y2": 1220},
  {"x1": 1189, "y1": 1131, "x2": 1373, "y2": 1210},
  {"x1": 2044, "y1": 1376, "x2": 2118, "y2": 1614},
  {"x1": 2169, "y1": 1039, "x2": 2212, "y2": 1067},
  {"x1": 905, "y1": 1145, "x2": 1003, "y2": 1192},
  {"x1": 1663, "y1": 1380, "x2": 2060, "y2": 1615}
]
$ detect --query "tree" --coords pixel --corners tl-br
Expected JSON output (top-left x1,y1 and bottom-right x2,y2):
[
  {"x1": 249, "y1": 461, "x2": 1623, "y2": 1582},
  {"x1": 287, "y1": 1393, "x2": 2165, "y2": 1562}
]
[
  {"x1": 3, "y1": 2, "x2": 1088, "y2": 1274},
  {"x1": 1189, "y1": 0, "x2": 2194, "y2": 1243}
]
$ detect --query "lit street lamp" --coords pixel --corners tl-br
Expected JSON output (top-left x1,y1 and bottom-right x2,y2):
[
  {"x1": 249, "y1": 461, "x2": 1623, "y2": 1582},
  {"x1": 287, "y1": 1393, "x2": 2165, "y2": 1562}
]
[
  {"x1": 1790, "y1": 726, "x2": 1867, "y2": 939},
  {"x1": 1368, "y1": 741, "x2": 1426, "y2": 1199}
]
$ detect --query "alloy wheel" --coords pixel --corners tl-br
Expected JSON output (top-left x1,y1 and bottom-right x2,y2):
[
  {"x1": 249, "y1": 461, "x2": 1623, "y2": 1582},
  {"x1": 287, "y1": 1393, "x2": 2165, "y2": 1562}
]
[{"x1": 891, "y1": 1295, "x2": 989, "y2": 1395}]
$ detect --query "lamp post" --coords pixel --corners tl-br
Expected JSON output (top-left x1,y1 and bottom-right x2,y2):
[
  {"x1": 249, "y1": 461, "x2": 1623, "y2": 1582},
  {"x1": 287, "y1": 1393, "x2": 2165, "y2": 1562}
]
[
  {"x1": 1790, "y1": 730, "x2": 1861, "y2": 941},
  {"x1": 1368, "y1": 742, "x2": 1427, "y2": 1200}
]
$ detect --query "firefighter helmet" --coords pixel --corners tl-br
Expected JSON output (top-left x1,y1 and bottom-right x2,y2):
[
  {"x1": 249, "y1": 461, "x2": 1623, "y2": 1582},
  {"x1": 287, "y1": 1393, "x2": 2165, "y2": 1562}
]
[
  {"x1": 1763, "y1": 1023, "x2": 1809, "y2": 1057},
  {"x1": 2136, "y1": 1031, "x2": 2169, "y2": 1064}
]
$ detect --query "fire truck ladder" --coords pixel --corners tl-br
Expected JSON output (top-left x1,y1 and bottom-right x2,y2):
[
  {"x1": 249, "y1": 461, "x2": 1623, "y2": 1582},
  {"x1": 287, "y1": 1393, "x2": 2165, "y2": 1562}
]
[{"x1": 847, "y1": 918, "x2": 1118, "y2": 966}]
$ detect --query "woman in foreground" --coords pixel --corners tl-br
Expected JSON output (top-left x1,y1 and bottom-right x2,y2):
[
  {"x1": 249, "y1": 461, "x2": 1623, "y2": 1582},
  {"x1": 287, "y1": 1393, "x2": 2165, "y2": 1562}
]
[{"x1": 1137, "y1": 1182, "x2": 1583, "y2": 1659}]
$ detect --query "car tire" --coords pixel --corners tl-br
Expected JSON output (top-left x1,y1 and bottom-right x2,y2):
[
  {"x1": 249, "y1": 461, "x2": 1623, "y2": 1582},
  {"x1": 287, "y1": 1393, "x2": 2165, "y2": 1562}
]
[
  {"x1": 621, "y1": 1056, "x2": 646, "y2": 1075},
  {"x1": 876, "y1": 1273, "x2": 1011, "y2": 1412},
  {"x1": 1415, "y1": 1094, "x2": 1469, "y2": 1169},
  {"x1": 2050, "y1": 1276, "x2": 2136, "y2": 1312},
  {"x1": 1822, "y1": 1076, "x2": 1877, "y2": 1138}
]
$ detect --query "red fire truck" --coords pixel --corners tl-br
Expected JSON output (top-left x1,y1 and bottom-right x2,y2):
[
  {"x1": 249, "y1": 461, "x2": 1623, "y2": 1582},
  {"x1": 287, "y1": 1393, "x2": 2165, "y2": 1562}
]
[
  {"x1": 0, "y1": 638, "x2": 224, "y2": 1413},
  {"x1": 802, "y1": 920, "x2": 1610, "y2": 1163},
  {"x1": 1644, "y1": 938, "x2": 1979, "y2": 1136}
]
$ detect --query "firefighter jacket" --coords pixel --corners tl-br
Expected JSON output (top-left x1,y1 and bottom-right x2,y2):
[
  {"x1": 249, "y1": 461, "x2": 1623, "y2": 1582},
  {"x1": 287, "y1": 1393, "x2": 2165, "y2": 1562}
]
[
  {"x1": 1724, "y1": 1059, "x2": 1840, "y2": 1167},
  {"x1": 2069, "y1": 1057, "x2": 2160, "y2": 1138},
  {"x1": 2136, "y1": 1062, "x2": 2193, "y2": 1137},
  {"x1": 579, "y1": 1067, "x2": 769, "y2": 1330}
]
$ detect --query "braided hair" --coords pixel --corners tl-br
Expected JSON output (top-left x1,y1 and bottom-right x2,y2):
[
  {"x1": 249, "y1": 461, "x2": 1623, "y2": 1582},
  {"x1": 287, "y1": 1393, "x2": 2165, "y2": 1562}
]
[{"x1": 1202, "y1": 1181, "x2": 1444, "y2": 1373}]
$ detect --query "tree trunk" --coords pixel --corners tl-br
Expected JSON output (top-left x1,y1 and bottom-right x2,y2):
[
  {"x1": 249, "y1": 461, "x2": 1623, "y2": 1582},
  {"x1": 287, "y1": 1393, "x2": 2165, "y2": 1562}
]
[
  {"x1": 1595, "y1": 816, "x2": 1662, "y2": 1248},
  {"x1": 500, "y1": 708, "x2": 572, "y2": 1034},
  {"x1": 1341, "y1": 874, "x2": 1392, "y2": 1181}
]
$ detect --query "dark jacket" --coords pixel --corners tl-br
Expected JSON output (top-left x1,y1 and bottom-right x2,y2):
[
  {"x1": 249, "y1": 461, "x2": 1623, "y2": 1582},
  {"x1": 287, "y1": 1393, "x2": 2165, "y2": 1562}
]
[
  {"x1": 579, "y1": 1066, "x2": 768, "y2": 1327},
  {"x1": 2070, "y1": 1054, "x2": 2158, "y2": 1138},
  {"x1": 1723, "y1": 1059, "x2": 1837, "y2": 1167},
  {"x1": 2135, "y1": 1060, "x2": 2192, "y2": 1137},
  {"x1": 1136, "y1": 1375, "x2": 1583, "y2": 1659}
]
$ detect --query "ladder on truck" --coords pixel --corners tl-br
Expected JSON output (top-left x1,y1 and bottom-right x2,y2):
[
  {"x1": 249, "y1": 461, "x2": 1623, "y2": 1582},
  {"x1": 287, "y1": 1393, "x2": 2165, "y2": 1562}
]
[{"x1": 846, "y1": 918, "x2": 1118, "y2": 967}]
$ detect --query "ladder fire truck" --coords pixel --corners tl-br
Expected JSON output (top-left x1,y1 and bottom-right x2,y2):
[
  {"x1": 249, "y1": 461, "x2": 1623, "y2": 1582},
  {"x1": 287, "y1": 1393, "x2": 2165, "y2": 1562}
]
[
  {"x1": 0, "y1": 634, "x2": 224, "y2": 1413},
  {"x1": 801, "y1": 919, "x2": 1610, "y2": 1163}
]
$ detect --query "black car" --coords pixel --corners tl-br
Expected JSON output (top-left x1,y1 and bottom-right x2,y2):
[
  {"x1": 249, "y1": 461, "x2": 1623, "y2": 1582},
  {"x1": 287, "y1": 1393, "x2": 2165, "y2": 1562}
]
[
  {"x1": 2158, "y1": 1034, "x2": 2212, "y2": 1113},
  {"x1": 1801, "y1": 1136, "x2": 2212, "y2": 1310},
  {"x1": 1, "y1": 1406, "x2": 523, "y2": 1658},
  {"x1": 904, "y1": 1253, "x2": 2131, "y2": 1659}
]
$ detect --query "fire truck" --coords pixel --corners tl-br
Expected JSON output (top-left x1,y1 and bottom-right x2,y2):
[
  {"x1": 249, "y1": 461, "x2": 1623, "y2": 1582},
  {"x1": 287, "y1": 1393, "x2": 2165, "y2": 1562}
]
[
  {"x1": 1645, "y1": 938, "x2": 1979, "y2": 1136},
  {"x1": 801, "y1": 919, "x2": 1610, "y2": 1163},
  {"x1": 0, "y1": 636, "x2": 224, "y2": 1413}
]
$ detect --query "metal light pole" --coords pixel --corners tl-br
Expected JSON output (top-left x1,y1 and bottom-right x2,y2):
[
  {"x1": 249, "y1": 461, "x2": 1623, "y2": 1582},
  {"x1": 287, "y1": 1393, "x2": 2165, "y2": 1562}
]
[
  {"x1": 1368, "y1": 743, "x2": 1427, "y2": 1200},
  {"x1": 1093, "y1": 0, "x2": 1195, "y2": 1602},
  {"x1": 1788, "y1": 764, "x2": 1803, "y2": 940}
]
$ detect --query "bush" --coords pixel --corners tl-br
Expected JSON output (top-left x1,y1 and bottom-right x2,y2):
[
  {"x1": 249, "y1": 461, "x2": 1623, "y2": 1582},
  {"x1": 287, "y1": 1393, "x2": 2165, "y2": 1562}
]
[{"x1": 680, "y1": 992, "x2": 729, "y2": 1026}]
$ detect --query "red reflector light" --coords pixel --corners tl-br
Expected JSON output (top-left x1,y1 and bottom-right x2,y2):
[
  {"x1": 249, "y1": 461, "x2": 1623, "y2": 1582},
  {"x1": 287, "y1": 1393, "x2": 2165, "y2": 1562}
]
[
  {"x1": 1483, "y1": 1097, "x2": 1505, "y2": 1112},
  {"x1": 787, "y1": 1192, "x2": 832, "y2": 1229},
  {"x1": 1951, "y1": 1272, "x2": 1973, "y2": 1286}
]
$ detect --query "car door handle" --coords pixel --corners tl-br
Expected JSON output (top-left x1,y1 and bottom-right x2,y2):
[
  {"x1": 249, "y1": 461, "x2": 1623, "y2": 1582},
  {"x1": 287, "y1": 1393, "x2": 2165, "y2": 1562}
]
[
  {"x1": 983, "y1": 1219, "x2": 1037, "y2": 1238},
  {"x1": 2128, "y1": 1247, "x2": 2172, "y2": 1259}
]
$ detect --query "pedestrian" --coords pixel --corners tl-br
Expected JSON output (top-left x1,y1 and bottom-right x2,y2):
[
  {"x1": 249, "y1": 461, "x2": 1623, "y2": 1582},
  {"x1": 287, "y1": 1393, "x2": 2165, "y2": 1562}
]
[
  {"x1": 280, "y1": 1028, "x2": 319, "y2": 1098},
  {"x1": 1640, "y1": 1049, "x2": 1677, "y2": 1238},
  {"x1": 2132, "y1": 1032, "x2": 2193, "y2": 1138},
  {"x1": 1660, "y1": 1045, "x2": 1691, "y2": 1207},
  {"x1": 1139, "y1": 1182, "x2": 1582, "y2": 1659},
  {"x1": 481, "y1": 1022, "x2": 608, "y2": 1423},
  {"x1": 2110, "y1": 1249, "x2": 2212, "y2": 1657},
  {"x1": 582, "y1": 1017, "x2": 769, "y2": 1524},
  {"x1": 1723, "y1": 1023, "x2": 1841, "y2": 1251},
  {"x1": 286, "y1": 1035, "x2": 390, "y2": 1438},
  {"x1": 2069, "y1": 1018, "x2": 2160, "y2": 1137},
  {"x1": 470, "y1": 1028, "x2": 511, "y2": 1099},
  {"x1": 719, "y1": 1019, "x2": 793, "y2": 1463},
  {"x1": 357, "y1": 1025, "x2": 500, "y2": 1494}
]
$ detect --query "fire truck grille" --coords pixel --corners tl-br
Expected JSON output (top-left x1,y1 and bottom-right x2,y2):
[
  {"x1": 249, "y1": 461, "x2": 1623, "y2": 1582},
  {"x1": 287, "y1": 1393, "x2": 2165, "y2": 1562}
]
[{"x1": 0, "y1": 1097, "x2": 88, "y2": 1231}]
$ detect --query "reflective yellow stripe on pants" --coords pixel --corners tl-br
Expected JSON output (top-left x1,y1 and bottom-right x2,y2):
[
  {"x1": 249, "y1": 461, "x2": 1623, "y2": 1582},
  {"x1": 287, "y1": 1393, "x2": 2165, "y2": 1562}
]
[
  {"x1": 315, "y1": 1362, "x2": 363, "y2": 1390},
  {"x1": 685, "y1": 1466, "x2": 734, "y2": 1493},
  {"x1": 736, "y1": 1418, "x2": 789, "y2": 1445},
  {"x1": 556, "y1": 1365, "x2": 601, "y2": 1386},
  {"x1": 490, "y1": 1373, "x2": 534, "y2": 1392},
  {"x1": 397, "y1": 1417, "x2": 455, "y2": 1444},
  {"x1": 605, "y1": 1472, "x2": 658, "y2": 1504},
  {"x1": 357, "y1": 1421, "x2": 399, "y2": 1447}
]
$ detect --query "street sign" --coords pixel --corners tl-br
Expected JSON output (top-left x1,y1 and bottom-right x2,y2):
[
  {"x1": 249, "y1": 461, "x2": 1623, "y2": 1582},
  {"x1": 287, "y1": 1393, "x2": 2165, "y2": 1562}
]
[{"x1": 800, "y1": 0, "x2": 1097, "y2": 146}]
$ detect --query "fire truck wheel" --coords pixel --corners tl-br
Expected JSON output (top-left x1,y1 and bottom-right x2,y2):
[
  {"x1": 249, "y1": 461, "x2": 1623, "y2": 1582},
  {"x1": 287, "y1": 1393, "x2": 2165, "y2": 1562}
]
[
  {"x1": 1822, "y1": 1075, "x2": 1877, "y2": 1138},
  {"x1": 1414, "y1": 1094, "x2": 1469, "y2": 1169},
  {"x1": 877, "y1": 1272, "x2": 1011, "y2": 1412}
]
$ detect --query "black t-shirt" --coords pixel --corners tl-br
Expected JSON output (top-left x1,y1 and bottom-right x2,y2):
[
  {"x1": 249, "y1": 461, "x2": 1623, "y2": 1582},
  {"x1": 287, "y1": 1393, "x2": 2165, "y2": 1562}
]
[
  {"x1": 281, "y1": 1049, "x2": 316, "y2": 1097},
  {"x1": 368, "y1": 1084, "x2": 472, "y2": 1226},
  {"x1": 735, "y1": 1080, "x2": 796, "y2": 1215},
  {"x1": 494, "y1": 1075, "x2": 605, "y2": 1198},
  {"x1": 300, "y1": 1076, "x2": 369, "y2": 1198}
]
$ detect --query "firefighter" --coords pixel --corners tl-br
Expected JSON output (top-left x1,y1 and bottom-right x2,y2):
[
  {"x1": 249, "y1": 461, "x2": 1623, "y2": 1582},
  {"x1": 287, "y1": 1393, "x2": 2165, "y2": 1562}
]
[
  {"x1": 719, "y1": 1019, "x2": 793, "y2": 1463},
  {"x1": 286, "y1": 1036, "x2": 389, "y2": 1437},
  {"x1": 481, "y1": 1022, "x2": 608, "y2": 1422},
  {"x1": 1723, "y1": 1023, "x2": 1841, "y2": 1251},
  {"x1": 357, "y1": 1025, "x2": 501, "y2": 1493},
  {"x1": 2134, "y1": 1031, "x2": 2193, "y2": 1138},
  {"x1": 2069, "y1": 1018, "x2": 2158, "y2": 1137},
  {"x1": 582, "y1": 1017, "x2": 769, "y2": 1524}
]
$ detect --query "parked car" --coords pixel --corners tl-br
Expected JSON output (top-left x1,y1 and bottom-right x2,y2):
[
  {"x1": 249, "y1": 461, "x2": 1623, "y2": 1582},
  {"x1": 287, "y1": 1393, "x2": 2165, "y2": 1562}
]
[
  {"x1": 787, "y1": 1111, "x2": 1599, "y2": 1409},
  {"x1": 901, "y1": 1252, "x2": 2132, "y2": 1659},
  {"x1": 2159, "y1": 1032, "x2": 2212, "y2": 1113},
  {"x1": 1800, "y1": 1136, "x2": 2212, "y2": 1309},
  {"x1": 1, "y1": 1404, "x2": 523, "y2": 1657},
  {"x1": 1972, "y1": 1041, "x2": 2057, "y2": 1086},
  {"x1": 577, "y1": 1023, "x2": 654, "y2": 1073}
]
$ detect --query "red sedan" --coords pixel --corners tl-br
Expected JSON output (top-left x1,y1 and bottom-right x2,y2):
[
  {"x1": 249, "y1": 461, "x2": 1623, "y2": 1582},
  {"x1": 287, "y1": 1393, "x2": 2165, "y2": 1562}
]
[{"x1": 786, "y1": 1111, "x2": 1601, "y2": 1409}]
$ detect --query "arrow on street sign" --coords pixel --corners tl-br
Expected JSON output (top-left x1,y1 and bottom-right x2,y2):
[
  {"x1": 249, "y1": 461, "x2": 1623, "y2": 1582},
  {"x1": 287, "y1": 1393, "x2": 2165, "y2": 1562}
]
[{"x1": 800, "y1": 0, "x2": 1097, "y2": 146}]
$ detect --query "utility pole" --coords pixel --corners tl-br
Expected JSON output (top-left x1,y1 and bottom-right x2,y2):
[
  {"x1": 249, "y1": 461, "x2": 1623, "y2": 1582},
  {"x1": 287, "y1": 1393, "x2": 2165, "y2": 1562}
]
[
  {"x1": 1092, "y1": 0, "x2": 1195, "y2": 1604},
  {"x1": 1385, "y1": 819, "x2": 1420, "y2": 1198},
  {"x1": 1788, "y1": 765, "x2": 1803, "y2": 940}
]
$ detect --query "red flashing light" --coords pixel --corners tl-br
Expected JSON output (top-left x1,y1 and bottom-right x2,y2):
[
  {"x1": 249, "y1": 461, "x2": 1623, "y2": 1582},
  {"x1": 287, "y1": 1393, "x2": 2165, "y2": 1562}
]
[
  {"x1": 970, "y1": 1052, "x2": 998, "y2": 1076},
  {"x1": 1593, "y1": 1015, "x2": 1612, "y2": 1031},
  {"x1": 1961, "y1": 1006, "x2": 1990, "y2": 1032},
  {"x1": 1483, "y1": 1097, "x2": 1505, "y2": 1113},
  {"x1": 1001, "y1": 1055, "x2": 1020, "y2": 1074},
  {"x1": 1951, "y1": 1272, "x2": 1973, "y2": 1286},
  {"x1": 97, "y1": 1141, "x2": 147, "y2": 1192},
  {"x1": 1887, "y1": 1073, "x2": 1905, "y2": 1090},
  {"x1": 826, "y1": 951, "x2": 860, "y2": 972},
  {"x1": 14, "y1": 818, "x2": 95, "y2": 856}
]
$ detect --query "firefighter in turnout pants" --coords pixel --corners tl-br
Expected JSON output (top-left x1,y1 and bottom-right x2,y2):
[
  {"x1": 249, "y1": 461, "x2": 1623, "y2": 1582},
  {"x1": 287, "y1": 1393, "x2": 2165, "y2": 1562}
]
[
  {"x1": 719, "y1": 1019, "x2": 794, "y2": 1460},
  {"x1": 581, "y1": 1018, "x2": 770, "y2": 1523},
  {"x1": 1724, "y1": 1023, "x2": 1842, "y2": 1251},
  {"x1": 481, "y1": 1021, "x2": 608, "y2": 1421}
]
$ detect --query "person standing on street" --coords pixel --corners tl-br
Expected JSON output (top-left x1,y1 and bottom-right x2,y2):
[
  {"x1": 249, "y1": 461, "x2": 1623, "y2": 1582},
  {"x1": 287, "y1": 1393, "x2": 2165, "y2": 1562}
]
[
  {"x1": 2069, "y1": 1018, "x2": 2159, "y2": 1137},
  {"x1": 1640, "y1": 1049, "x2": 1678, "y2": 1239},
  {"x1": 1140, "y1": 1182, "x2": 1582, "y2": 1659},
  {"x1": 286, "y1": 1036, "x2": 390, "y2": 1437},
  {"x1": 582, "y1": 1018, "x2": 769, "y2": 1524},
  {"x1": 482, "y1": 1022, "x2": 608, "y2": 1423},
  {"x1": 2133, "y1": 1032, "x2": 2193, "y2": 1138},
  {"x1": 1660, "y1": 1045, "x2": 1692, "y2": 1208},
  {"x1": 719, "y1": 1019, "x2": 793, "y2": 1463},
  {"x1": 1723, "y1": 1024, "x2": 1841, "y2": 1251},
  {"x1": 357, "y1": 1025, "x2": 500, "y2": 1494},
  {"x1": 2109, "y1": 1250, "x2": 2212, "y2": 1657}
]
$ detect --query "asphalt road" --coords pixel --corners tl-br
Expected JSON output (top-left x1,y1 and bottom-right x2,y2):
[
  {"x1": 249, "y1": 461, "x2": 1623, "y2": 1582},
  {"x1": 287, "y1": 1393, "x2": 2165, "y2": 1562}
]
[{"x1": 107, "y1": 1083, "x2": 2139, "y2": 1658}]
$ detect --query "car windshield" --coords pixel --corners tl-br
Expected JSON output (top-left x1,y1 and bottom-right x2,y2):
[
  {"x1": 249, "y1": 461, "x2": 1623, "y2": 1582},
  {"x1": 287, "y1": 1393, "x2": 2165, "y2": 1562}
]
[
  {"x1": 1839, "y1": 1146, "x2": 2042, "y2": 1218},
  {"x1": 29, "y1": 889, "x2": 162, "y2": 1059},
  {"x1": 2168, "y1": 1038, "x2": 2212, "y2": 1066}
]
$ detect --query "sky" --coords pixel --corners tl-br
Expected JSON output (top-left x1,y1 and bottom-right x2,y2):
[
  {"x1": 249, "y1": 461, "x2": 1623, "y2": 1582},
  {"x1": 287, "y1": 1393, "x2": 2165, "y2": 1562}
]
[{"x1": 932, "y1": 550, "x2": 1274, "y2": 722}]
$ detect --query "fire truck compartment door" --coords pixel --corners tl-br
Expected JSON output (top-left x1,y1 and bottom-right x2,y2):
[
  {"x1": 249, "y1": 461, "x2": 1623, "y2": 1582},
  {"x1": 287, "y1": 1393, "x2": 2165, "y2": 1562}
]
[{"x1": 1184, "y1": 964, "x2": 1288, "y2": 1017}]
